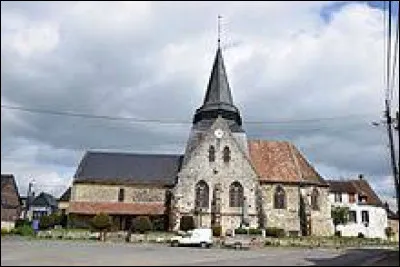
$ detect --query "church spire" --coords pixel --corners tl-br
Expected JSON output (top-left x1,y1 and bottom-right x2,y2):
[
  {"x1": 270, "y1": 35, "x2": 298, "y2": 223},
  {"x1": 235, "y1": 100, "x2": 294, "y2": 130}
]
[
  {"x1": 192, "y1": 18, "x2": 242, "y2": 129},
  {"x1": 202, "y1": 46, "x2": 234, "y2": 106}
]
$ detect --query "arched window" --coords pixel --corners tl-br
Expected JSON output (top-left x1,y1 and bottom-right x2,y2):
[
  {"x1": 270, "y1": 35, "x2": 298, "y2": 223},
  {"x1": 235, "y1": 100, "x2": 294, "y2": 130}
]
[
  {"x1": 208, "y1": 146, "x2": 215, "y2": 162},
  {"x1": 195, "y1": 180, "x2": 209, "y2": 209},
  {"x1": 223, "y1": 146, "x2": 231, "y2": 162},
  {"x1": 274, "y1": 185, "x2": 286, "y2": 209},
  {"x1": 229, "y1": 182, "x2": 243, "y2": 207},
  {"x1": 311, "y1": 188, "x2": 319, "y2": 210}
]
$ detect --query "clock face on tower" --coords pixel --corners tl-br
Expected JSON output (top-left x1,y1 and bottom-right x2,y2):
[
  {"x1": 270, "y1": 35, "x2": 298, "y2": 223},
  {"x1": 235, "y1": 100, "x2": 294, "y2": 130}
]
[{"x1": 214, "y1": 129, "x2": 224, "y2": 139}]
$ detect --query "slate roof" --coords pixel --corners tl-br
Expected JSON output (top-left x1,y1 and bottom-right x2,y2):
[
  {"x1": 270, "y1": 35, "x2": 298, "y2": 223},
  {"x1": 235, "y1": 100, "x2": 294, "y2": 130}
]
[
  {"x1": 203, "y1": 47, "x2": 234, "y2": 106},
  {"x1": 248, "y1": 140, "x2": 327, "y2": 185},
  {"x1": 31, "y1": 192, "x2": 58, "y2": 208},
  {"x1": 193, "y1": 47, "x2": 243, "y2": 128},
  {"x1": 326, "y1": 178, "x2": 384, "y2": 207},
  {"x1": 68, "y1": 202, "x2": 165, "y2": 215},
  {"x1": 73, "y1": 152, "x2": 183, "y2": 186},
  {"x1": 58, "y1": 187, "x2": 71, "y2": 202},
  {"x1": 387, "y1": 209, "x2": 399, "y2": 220}
]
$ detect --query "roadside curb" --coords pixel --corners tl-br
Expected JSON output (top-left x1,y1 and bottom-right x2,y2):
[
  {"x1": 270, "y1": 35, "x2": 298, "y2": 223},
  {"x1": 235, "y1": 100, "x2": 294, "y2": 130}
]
[{"x1": 360, "y1": 251, "x2": 392, "y2": 266}]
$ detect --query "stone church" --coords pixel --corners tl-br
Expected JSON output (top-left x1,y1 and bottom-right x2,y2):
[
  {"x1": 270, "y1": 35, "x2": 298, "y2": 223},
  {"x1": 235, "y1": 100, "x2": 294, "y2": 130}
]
[{"x1": 68, "y1": 45, "x2": 333, "y2": 236}]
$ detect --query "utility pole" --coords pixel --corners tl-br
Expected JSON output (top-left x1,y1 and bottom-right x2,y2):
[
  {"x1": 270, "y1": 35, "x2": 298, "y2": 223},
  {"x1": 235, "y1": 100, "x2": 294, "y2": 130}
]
[{"x1": 385, "y1": 100, "x2": 400, "y2": 213}]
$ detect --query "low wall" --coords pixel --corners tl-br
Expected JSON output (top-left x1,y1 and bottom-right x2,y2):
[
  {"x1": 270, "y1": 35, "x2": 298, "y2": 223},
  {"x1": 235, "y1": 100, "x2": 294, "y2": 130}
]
[{"x1": 1, "y1": 221, "x2": 15, "y2": 231}]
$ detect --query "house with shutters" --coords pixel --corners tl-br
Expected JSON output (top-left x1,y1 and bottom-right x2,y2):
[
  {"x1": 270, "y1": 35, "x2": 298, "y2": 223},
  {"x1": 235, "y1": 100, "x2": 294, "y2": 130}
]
[
  {"x1": 327, "y1": 175, "x2": 388, "y2": 239},
  {"x1": 67, "y1": 43, "x2": 333, "y2": 236}
]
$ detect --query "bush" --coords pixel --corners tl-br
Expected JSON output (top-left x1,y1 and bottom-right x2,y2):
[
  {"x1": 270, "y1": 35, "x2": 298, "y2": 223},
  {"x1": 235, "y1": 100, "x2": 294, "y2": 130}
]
[
  {"x1": 91, "y1": 213, "x2": 112, "y2": 231},
  {"x1": 15, "y1": 219, "x2": 30, "y2": 228},
  {"x1": 49, "y1": 213, "x2": 63, "y2": 227},
  {"x1": 39, "y1": 215, "x2": 54, "y2": 230},
  {"x1": 131, "y1": 216, "x2": 153, "y2": 234},
  {"x1": 1, "y1": 228, "x2": 10, "y2": 235},
  {"x1": 212, "y1": 226, "x2": 222, "y2": 237},
  {"x1": 265, "y1": 227, "x2": 285, "y2": 238},
  {"x1": 357, "y1": 232, "x2": 365, "y2": 238},
  {"x1": 67, "y1": 214, "x2": 90, "y2": 229},
  {"x1": 14, "y1": 225, "x2": 35, "y2": 236},
  {"x1": 179, "y1": 216, "x2": 195, "y2": 232},
  {"x1": 248, "y1": 228, "x2": 262, "y2": 235},
  {"x1": 385, "y1": 227, "x2": 394, "y2": 238},
  {"x1": 234, "y1": 228, "x2": 248, "y2": 235},
  {"x1": 152, "y1": 217, "x2": 166, "y2": 231}
]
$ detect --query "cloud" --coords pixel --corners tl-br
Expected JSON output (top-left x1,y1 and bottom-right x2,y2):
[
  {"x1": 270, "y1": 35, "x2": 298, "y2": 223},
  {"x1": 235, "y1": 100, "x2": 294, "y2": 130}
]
[{"x1": 1, "y1": 1, "x2": 398, "y2": 205}]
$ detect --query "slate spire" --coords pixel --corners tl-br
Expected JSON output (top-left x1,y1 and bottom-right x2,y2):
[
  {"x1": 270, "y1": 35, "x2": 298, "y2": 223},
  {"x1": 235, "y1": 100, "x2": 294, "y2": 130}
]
[
  {"x1": 202, "y1": 47, "x2": 234, "y2": 106},
  {"x1": 192, "y1": 46, "x2": 242, "y2": 128}
]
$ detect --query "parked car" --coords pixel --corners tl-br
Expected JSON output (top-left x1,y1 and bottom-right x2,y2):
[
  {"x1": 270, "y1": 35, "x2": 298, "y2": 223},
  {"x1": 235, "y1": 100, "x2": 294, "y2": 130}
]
[{"x1": 170, "y1": 228, "x2": 213, "y2": 248}]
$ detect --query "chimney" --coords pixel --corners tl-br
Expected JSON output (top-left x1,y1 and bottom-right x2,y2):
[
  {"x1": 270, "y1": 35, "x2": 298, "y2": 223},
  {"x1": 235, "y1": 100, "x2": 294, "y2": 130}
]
[
  {"x1": 358, "y1": 174, "x2": 363, "y2": 180},
  {"x1": 384, "y1": 202, "x2": 389, "y2": 210}
]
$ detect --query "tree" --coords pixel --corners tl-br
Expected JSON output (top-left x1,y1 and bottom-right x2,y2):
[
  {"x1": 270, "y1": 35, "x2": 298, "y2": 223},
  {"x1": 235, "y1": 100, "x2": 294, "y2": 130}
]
[
  {"x1": 385, "y1": 227, "x2": 394, "y2": 240},
  {"x1": 131, "y1": 216, "x2": 153, "y2": 234},
  {"x1": 39, "y1": 215, "x2": 54, "y2": 230},
  {"x1": 91, "y1": 213, "x2": 113, "y2": 241},
  {"x1": 331, "y1": 206, "x2": 349, "y2": 234},
  {"x1": 49, "y1": 213, "x2": 62, "y2": 227}
]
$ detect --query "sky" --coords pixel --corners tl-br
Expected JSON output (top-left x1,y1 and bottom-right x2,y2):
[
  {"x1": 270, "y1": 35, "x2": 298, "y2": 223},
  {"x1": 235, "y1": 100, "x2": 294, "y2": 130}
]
[{"x1": 1, "y1": 1, "x2": 399, "y2": 210}]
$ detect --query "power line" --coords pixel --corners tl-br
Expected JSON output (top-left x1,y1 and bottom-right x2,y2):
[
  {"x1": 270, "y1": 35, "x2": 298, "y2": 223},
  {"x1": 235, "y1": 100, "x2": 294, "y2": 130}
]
[
  {"x1": 1, "y1": 104, "x2": 377, "y2": 125},
  {"x1": 384, "y1": 0, "x2": 387, "y2": 99},
  {"x1": 389, "y1": 1, "x2": 399, "y2": 101},
  {"x1": 386, "y1": 0, "x2": 392, "y2": 101}
]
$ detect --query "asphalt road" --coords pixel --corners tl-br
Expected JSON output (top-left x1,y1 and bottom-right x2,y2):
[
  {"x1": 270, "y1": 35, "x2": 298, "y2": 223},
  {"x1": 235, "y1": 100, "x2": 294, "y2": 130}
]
[{"x1": 0, "y1": 237, "x2": 396, "y2": 266}]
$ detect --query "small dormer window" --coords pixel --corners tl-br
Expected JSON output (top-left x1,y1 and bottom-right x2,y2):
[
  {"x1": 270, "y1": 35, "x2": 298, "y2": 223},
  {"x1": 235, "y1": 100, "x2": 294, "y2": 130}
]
[
  {"x1": 358, "y1": 195, "x2": 367, "y2": 203},
  {"x1": 223, "y1": 146, "x2": 230, "y2": 163}
]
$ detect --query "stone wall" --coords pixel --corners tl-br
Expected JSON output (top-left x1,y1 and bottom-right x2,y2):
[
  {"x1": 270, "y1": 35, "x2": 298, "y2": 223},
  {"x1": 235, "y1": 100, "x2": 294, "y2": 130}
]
[
  {"x1": 259, "y1": 184, "x2": 301, "y2": 234},
  {"x1": 388, "y1": 218, "x2": 399, "y2": 241},
  {"x1": 174, "y1": 117, "x2": 259, "y2": 232},
  {"x1": 1, "y1": 221, "x2": 15, "y2": 231},
  {"x1": 301, "y1": 186, "x2": 333, "y2": 236},
  {"x1": 71, "y1": 184, "x2": 167, "y2": 203}
]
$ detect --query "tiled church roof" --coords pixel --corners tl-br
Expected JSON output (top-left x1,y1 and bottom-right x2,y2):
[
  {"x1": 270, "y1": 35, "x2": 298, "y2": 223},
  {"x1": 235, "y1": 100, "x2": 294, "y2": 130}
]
[{"x1": 248, "y1": 140, "x2": 327, "y2": 185}]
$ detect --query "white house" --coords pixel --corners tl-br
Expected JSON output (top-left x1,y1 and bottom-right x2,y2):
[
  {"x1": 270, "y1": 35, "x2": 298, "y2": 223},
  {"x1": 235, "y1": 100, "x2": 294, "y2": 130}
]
[
  {"x1": 26, "y1": 192, "x2": 58, "y2": 221},
  {"x1": 327, "y1": 175, "x2": 388, "y2": 239}
]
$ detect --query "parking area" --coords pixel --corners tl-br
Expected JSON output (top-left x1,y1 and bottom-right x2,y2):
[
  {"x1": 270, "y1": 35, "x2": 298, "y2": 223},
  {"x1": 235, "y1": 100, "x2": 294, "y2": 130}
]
[{"x1": 1, "y1": 237, "x2": 395, "y2": 266}]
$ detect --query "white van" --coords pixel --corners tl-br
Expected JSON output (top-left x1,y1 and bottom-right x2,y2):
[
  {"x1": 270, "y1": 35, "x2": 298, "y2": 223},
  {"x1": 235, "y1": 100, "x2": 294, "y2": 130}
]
[{"x1": 170, "y1": 228, "x2": 213, "y2": 248}]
